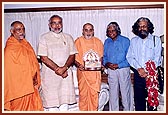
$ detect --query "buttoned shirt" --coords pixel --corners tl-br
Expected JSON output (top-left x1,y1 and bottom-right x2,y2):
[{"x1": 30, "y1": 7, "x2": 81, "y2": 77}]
[
  {"x1": 126, "y1": 33, "x2": 162, "y2": 69},
  {"x1": 103, "y1": 35, "x2": 130, "y2": 68}
]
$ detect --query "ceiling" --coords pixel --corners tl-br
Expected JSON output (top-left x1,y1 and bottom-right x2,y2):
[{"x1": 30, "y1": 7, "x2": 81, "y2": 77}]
[
  {"x1": 4, "y1": 2, "x2": 115, "y2": 9},
  {"x1": 3, "y1": 2, "x2": 160, "y2": 9}
]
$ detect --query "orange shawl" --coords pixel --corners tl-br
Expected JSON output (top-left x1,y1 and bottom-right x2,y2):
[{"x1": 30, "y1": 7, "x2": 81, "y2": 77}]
[{"x1": 4, "y1": 36, "x2": 42, "y2": 110}]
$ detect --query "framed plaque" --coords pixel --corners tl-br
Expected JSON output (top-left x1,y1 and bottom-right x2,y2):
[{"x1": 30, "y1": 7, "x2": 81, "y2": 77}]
[{"x1": 83, "y1": 49, "x2": 101, "y2": 71}]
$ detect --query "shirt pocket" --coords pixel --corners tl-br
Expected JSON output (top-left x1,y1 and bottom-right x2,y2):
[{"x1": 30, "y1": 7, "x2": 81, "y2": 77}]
[{"x1": 145, "y1": 44, "x2": 155, "y2": 58}]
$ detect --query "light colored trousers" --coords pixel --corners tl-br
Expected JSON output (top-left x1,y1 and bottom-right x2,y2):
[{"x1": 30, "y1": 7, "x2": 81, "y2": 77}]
[{"x1": 108, "y1": 67, "x2": 133, "y2": 111}]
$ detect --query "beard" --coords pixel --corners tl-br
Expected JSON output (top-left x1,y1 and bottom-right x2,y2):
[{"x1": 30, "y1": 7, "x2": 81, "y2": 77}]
[
  {"x1": 138, "y1": 30, "x2": 149, "y2": 39},
  {"x1": 51, "y1": 27, "x2": 63, "y2": 34},
  {"x1": 13, "y1": 33, "x2": 25, "y2": 40},
  {"x1": 83, "y1": 33, "x2": 94, "y2": 39},
  {"x1": 19, "y1": 34, "x2": 25, "y2": 39},
  {"x1": 84, "y1": 34, "x2": 93, "y2": 39}
]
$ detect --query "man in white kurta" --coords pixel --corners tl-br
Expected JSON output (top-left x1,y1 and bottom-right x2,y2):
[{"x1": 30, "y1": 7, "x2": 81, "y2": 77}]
[{"x1": 38, "y1": 15, "x2": 77, "y2": 111}]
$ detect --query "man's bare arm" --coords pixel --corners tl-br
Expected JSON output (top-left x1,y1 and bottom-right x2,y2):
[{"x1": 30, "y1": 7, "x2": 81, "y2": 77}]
[
  {"x1": 40, "y1": 56, "x2": 60, "y2": 74},
  {"x1": 74, "y1": 60, "x2": 84, "y2": 71},
  {"x1": 40, "y1": 54, "x2": 75, "y2": 78},
  {"x1": 56, "y1": 54, "x2": 75, "y2": 78},
  {"x1": 64, "y1": 54, "x2": 75, "y2": 69}
]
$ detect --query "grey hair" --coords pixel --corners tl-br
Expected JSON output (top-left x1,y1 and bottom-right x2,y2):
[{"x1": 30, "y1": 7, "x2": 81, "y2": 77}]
[
  {"x1": 106, "y1": 22, "x2": 121, "y2": 37},
  {"x1": 48, "y1": 15, "x2": 63, "y2": 23},
  {"x1": 83, "y1": 23, "x2": 94, "y2": 30}
]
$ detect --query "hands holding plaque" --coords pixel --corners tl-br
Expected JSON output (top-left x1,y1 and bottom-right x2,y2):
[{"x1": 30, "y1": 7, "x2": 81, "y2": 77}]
[{"x1": 83, "y1": 49, "x2": 101, "y2": 71}]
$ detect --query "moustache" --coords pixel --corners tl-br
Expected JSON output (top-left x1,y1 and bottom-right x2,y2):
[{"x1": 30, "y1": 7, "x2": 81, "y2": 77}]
[
  {"x1": 138, "y1": 30, "x2": 149, "y2": 39},
  {"x1": 51, "y1": 28, "x2": 62, "y2": 34},
  {"x1": 19, "y1": 33, "x2": 25, "y2": 38}
]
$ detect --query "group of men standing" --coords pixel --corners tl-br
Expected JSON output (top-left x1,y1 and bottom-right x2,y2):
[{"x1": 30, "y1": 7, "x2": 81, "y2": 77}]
[{"x1": 4, "y1": 15, "x2": 162, "y2": 111}]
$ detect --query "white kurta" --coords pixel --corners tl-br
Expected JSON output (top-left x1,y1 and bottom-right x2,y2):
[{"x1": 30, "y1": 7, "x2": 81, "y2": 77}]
[{"x1": 38, "y1": 31, "x2": 77, "y2": 108}]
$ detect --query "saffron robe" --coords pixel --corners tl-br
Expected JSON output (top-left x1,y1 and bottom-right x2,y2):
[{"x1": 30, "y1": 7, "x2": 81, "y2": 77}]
[
  {"x1": 75, "y1": 36, "x2": 103, "y2": 111},
  {"x1": 4, "y1": 36, "x2": 43, "y2": 111}
]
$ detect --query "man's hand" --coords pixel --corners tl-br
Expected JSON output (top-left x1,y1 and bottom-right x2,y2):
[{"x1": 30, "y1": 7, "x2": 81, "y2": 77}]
[
  {"x1": 78, "y1": 64, "x2": 85, "y2": 71},
  {"x1": 137, "y1": 68, "x2": 148, "y2": 78},
  {"x1": 33, "y1": 72, "x2": 38, "y2": 86},
  {"x1": 113, "y1": 64, "x2": 119, "y2": 70},
  {"x1": 75, "y1": 60, "x2": 84, "y2": 71},
  {"x1": 106, "y1": 62, "x2": 118, "y2": 70},
  {"x1": 62, "y1": 71, "x2": 68, "y2": 78},
  {"x1": 33, "y1": 72, "x2": 40, "y2": 89},
  {"x1": 55, "y1": 66, "x2": 68, "y2": 78}
]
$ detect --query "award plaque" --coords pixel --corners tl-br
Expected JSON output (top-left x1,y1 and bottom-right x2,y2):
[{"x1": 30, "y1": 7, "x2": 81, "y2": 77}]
[{"x1": 83, "y1": 49, "x2": 101, "y2": 71}]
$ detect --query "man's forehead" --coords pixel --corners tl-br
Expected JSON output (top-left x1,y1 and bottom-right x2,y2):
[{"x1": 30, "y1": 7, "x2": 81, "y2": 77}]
[
  {"x1": 107, "y1": 25, "x2": 115, "y2": 30},
  {"x1": 139, "y1": 20, "x2": 147, "y2": 24},
  {"x1": 84, "y1": 25, "x2": 93, "y2": 29},
  {"x1": 51, "y1": 17, "x2": 62, "y2": 21},
  {"x1": 13, "y1": 23, "x2": 24, "y2": 27}
]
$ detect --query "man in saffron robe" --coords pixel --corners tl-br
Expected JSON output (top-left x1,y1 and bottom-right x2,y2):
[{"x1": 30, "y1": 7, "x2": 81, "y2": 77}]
[
  {"x1": 4, "y1": 21, "x2": 43, "y2": 111},
  {"x1": 74, "y1": 23, "x2": 103, "y2": 111}
]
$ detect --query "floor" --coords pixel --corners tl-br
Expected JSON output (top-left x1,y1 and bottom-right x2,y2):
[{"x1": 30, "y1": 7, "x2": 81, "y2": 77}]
[
  {"x1": 68, "y1": 93, "x2": 124, "y2": 111},
  {"x1": 103, "y1": 94, "x2": 165, "y2": 111},
  {"x1": 102, "y1": 98, "x2": 124, "y2": 111},
  {"x1": 68, "y1": 92, "x2": 164, "y2": 111},
  {"x1": 69, "y1": 70, "x2": 165, "y2": 111}
]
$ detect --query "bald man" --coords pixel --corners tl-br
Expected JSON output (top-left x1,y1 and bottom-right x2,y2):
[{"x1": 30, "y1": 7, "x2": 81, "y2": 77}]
[{"x1": 4, "y1": 21, "x2": 43, "y2": 111}]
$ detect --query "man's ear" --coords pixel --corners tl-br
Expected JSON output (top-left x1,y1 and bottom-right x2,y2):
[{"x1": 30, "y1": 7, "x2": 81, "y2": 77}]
[
  {"x1": 10, "y1": 29, "x2": 13, "y2": 34},
  {"x1": 48, "y1": 24, "x2": 52, "y2": 31},
  {"x1": 48, "y1": 23, "x2": 52, "y2": 28}
]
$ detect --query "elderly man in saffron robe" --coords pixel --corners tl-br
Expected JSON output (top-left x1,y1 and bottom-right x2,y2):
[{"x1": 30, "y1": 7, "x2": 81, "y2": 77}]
[
  {"x1": 74, "y1": 23, "x2": 104, "y2": 111},
  {"x1": 4, "y1": 21, "x2": 43, "y2": 111}
]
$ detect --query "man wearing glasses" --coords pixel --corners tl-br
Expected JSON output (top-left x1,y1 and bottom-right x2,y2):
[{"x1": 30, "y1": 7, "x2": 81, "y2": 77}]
[{"x1": 38, "y1": 15, "x2": 77, "y2": 111}]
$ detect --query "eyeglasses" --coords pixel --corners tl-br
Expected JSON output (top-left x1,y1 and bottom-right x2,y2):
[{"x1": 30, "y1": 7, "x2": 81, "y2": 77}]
[
  {"x1": 84, "y1": 29, "x2": 94, "y2": 32},
  {"x1": 107, "y1": 30, "x2": 116, "y2": 33},
  {"x1": 138, "y1": 25, "x2": 147, "y2": 29},
  {"x1": 50, "y1": 21, "x2": 62, "y2": 26},
  {"x1": 13, "y1": 27, "x2": 25, "y2": 32}
]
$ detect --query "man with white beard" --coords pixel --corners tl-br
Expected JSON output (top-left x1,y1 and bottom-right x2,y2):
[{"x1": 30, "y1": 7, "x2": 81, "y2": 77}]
[{"x1": 74, "y1": 23, "x2": 104, "y2": 111}]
